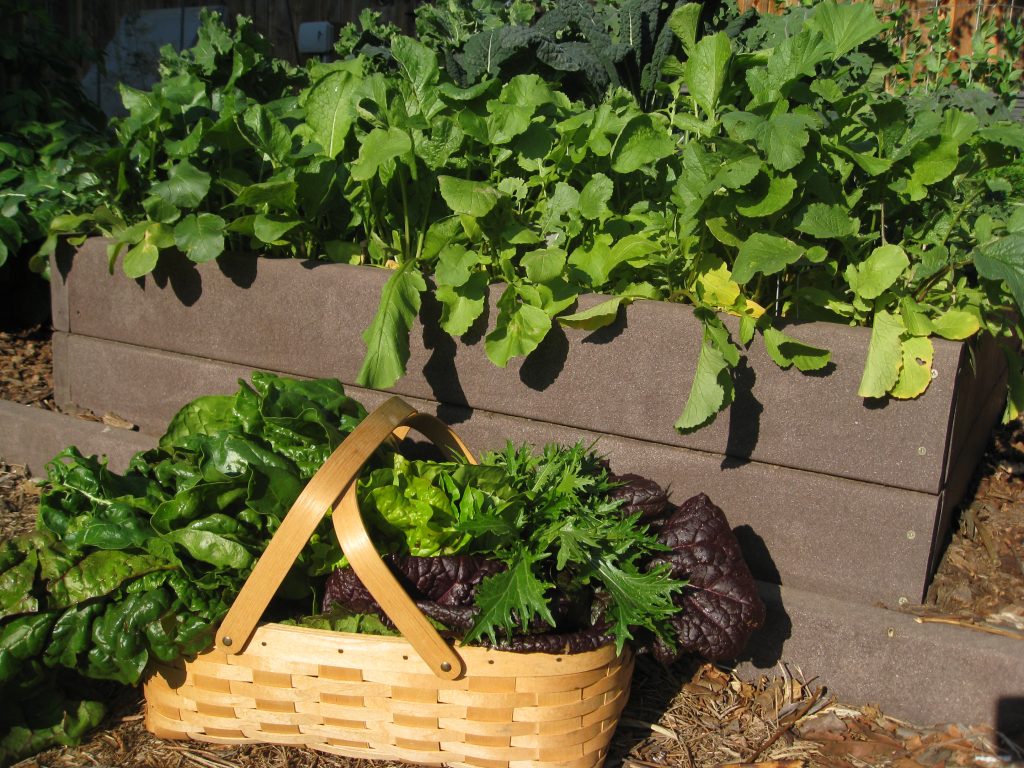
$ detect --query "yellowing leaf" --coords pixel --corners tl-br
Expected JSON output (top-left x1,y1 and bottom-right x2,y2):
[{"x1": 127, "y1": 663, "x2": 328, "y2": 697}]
[
  {"x1": 696, "y1": 262, "x2": 741, "y2": 310},
  {"x1": 931, "y1": 309, "x2": 980, "y2": 340},
  {"x1": 891, "y1": 336, "x2": 934, "y2": 399}
]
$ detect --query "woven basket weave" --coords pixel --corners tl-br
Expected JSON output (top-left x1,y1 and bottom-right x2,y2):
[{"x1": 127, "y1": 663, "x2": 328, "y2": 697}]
[{"x1": 144, "y1": 397, "x2": 634, "y2": 768}]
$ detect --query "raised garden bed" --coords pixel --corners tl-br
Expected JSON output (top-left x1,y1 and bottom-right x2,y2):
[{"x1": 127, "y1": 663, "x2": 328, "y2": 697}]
[
  {"x1": 50, "y1": 239, "x2": 1006, "y2": 607},
  {"x1": 9, "y1": 237, "x2": 1013, "y2": 729}
]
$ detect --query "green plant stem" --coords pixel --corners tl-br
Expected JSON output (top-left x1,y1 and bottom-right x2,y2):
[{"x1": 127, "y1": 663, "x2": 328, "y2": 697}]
[{"x1": 397, "y1": 165, "x2": 413, "y2": 262}]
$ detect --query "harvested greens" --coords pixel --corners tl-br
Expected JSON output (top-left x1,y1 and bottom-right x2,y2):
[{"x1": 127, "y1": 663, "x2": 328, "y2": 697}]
[
  {"x1": 0, "y1": 374, "x2": 762, "y2": 765},
  {"x1": 324, "y1": 445, "x2": 765, "y2": 659}
]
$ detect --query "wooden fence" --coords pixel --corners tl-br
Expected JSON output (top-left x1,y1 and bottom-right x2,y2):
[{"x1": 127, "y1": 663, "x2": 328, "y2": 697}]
[
  {"x1": 738, "y1": 0, "x2": 1024, "y2": 60},
  {"x1": 45, "y1": 0, "x2": 420, "y2": 65},
  {"x1": 45, "y1": 0, "x2": 1024, "y2": 67}
]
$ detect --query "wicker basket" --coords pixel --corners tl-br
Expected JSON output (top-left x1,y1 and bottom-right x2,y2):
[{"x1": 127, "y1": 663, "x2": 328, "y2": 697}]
[{"x1": 144, "y1": 396, "x2": 635, "y2": 768}]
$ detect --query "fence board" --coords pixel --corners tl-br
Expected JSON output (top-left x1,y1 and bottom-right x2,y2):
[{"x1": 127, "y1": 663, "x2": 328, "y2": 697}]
[
  {"x1": 47, "y1": 0, "x2": 1022, "y2": 68},
  {"x1": 737, "y1": 0, "x2": 1023, "y2": 61},
  {"x1": 48, "y1": 0, "x2": 418, "y2": 67}
]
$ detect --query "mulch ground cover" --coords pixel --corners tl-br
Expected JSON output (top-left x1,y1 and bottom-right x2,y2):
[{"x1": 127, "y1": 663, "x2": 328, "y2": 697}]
[{"x1": 1, "y1": 326, "x2": 1022, "y2": 768}]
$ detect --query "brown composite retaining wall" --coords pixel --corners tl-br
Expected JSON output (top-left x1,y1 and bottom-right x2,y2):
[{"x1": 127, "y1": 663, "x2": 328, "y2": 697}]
[{"x1": 4, "y1": 236, "x2": 1015, "y2": 728}]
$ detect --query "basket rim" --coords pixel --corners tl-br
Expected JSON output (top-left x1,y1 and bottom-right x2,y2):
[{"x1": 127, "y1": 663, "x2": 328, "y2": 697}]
[{"x1": 241, "y1": 621, "x2": 627, "y2": 662}]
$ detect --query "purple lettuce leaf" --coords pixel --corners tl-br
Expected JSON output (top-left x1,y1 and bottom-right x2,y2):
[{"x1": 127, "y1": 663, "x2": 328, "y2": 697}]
[
  {"x1": 646, "y1": 493, "x2": 765, "y2": 662},
  {"x1": 606, "y1": 472, "x2": 672, "y2": 525}
]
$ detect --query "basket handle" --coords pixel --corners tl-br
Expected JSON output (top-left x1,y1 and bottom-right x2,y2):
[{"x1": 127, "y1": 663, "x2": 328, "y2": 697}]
[{"x1": 216, "y1": 397, "x2": 472, "y2": 680}]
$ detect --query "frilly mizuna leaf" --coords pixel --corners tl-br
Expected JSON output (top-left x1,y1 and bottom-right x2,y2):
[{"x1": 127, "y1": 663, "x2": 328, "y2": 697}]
[{"x1": 464, "y1": 553, "x2": 554, "y2": 645}]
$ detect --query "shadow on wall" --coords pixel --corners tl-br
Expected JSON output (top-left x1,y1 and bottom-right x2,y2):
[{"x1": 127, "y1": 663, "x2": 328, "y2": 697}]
[
  {"x1": 996, "y1": 697, "x2": 1024, "y2": 757},
  {"x1": 420, "y1": 289, "x2": 472, "y2": 425},
  {"x1": 731, "y1": 524, "x2": 790, "y2": 670},
  {"x1": 722, "y1": 357, "x2": 761, "y2": 469},
  {"x1": 150, "y1": 251, "x2": 202, "y2": 305}
]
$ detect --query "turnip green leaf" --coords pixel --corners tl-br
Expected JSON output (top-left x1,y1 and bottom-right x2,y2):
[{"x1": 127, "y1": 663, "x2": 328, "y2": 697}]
[
  {"x1": 253, "y1": 214, "x2": 297, "y2": 244},
  {"x1": 435, "y1": 244, "x2": 478, "y2": 288},
  {"x1": 174, "y1": 213, "x2": 225, "y2": 264},
  {"x1": 848, "y1": 244, "x2": 909, "y2": 300},
  {"x1": 438, "y1": 176, "x2": 500, "y2": 218},
  {"x1": 931, "y1": 309, "x2": 980, "y2": 340},
  {"x1": 351, "y1": 127, "x2": 412, "y2": 182},
  {"x1": 796, "y1": 203, "x2": 859, "y2": 240},
  {"x1": 150, "y1": 160, "x2": 210, "y2": 209},
  {"x1": 762, "y1": 327, "x2": 830, "y2": 371},
  {"x1": 974, "y1": 233, "x2": 1024, "y2": 311},
  {"x1": 891, "y1": 336, "x2": 934, "y2": 399},
  {"x1": 522, "y1": 248, "x2": 566, "y2": 284},
  {"x1": 899, "y1": 297, "x2": 933, "y2": 337},
  {"x1": 305, "y1": 65, "x2": 361, "y2": 158},
  {"x1": 437, "y1": 272, "x2": 489, "y2": 337},
  {"x1": 611, "y1": 115, "x2": 675, "y2": 174},
  {"x1": 732, "y1": 233, "x2": 804, "y2": 284},
  {"x1": 579, "y1": 173, "x2": 614, "y2": 220},
  {"x1": 558, "y1": 297, "x2": 624, "y2": 331},
  {"x1": 807, "y1": 0, "x2": 885, "y2": 59},
  {"x1": 858, "y1": 311, "x2": 905, "y2": 398},
  {"x1": 736, "y1": 174, "x2": 796, "y2": 218},
  {"x1": 485, "y1": 288, "x2": 552, "y2": 366},
  {"x1": 122, "y1": 223, "x2": 172, "y2": 278},
  {"x1": 357, "y1": 262, "x2": 426, "y2": 389},
  {"x1": 685, "y1": 32, "x2": 731, "y2": 119},
  {"x1": 676, "y1": 314, "x2": 737, "y2": 432}
]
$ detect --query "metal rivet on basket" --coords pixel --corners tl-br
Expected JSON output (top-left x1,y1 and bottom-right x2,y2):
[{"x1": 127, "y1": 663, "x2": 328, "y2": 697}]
[
  {"x1": 222, "y1": 636, "x2": 233, "y2": 647},
  {"x1": 440, "y1": 662, "x2": 452, "y2": 672}
]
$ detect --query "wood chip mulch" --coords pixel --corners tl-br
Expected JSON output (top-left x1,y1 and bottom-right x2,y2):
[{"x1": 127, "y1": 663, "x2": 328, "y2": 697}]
[
  {"x1": 0, "y1": 326, "x2": 55, "y2": 411},
  {"x1": 901, "y1": 417, "x2": 1024, "y2": 645}
]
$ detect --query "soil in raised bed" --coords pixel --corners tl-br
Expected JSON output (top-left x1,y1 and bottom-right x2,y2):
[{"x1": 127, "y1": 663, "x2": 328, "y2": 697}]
[{"x1": 1, "y1": 328, "x2": 1022, "y2": 767}]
